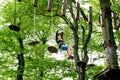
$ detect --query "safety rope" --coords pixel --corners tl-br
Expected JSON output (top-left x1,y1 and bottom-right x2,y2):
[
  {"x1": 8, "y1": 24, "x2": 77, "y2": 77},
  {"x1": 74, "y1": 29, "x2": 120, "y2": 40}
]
[
  {"x1": 34, "y1": 7, "x2": 36, "y2": 35},
  {"x1": 14, "y1": 0, "x2": 16, "y2": 25}
]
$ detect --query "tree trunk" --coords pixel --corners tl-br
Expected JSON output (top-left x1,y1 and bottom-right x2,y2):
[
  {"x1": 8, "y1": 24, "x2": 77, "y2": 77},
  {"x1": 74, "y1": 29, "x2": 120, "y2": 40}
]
[
  {"x1": 99, "y1": 0, "x2": 119, "y2": 68},
  {"x1": 17, "y1": 38, "x2": 25, "y2": 80},
  {"x1": 72, "y1": 20, "x2": 86, "y2": 80},
  {"x1": 39, "y1": 39, "x2": 47, "y2": 77},
  {"x1": 58, "y1": 1, "x2": 88, "y2": 79}
]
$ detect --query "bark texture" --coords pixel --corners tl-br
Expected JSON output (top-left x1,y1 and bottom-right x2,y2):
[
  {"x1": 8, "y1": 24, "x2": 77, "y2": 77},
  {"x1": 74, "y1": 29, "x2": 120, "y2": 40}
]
[{"x1": 99, "y1": 0, "x2": 119, "y2": 68}]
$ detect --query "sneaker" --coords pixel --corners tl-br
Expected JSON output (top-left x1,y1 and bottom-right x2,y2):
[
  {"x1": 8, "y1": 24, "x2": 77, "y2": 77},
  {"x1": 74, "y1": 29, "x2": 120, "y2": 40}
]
[{"x1": 68, "y1": 56, "x2": 74, "y2": 60}]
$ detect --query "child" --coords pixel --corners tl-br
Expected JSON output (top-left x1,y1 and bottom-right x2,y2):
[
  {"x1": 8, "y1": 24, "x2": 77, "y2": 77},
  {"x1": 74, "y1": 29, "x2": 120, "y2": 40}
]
[{"x1": 55, "y1": 28, "x2": 74, "y2": 60}]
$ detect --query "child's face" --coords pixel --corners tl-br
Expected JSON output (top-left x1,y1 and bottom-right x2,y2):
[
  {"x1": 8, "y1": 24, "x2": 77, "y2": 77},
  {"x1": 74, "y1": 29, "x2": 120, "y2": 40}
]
[{"x1": 58, "y1": 34, "x2": 62, "y2": 40}]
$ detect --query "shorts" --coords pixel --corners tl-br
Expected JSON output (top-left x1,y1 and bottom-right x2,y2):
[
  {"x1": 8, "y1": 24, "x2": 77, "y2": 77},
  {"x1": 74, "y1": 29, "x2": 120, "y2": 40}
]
[{"x1": 60, "y1": 44, "x2": 68, "y2": 51}]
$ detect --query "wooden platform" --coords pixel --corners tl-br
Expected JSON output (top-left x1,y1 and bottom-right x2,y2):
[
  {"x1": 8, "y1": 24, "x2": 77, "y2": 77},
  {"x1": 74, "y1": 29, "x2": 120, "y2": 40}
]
[{"x1": 94, "y1": 68, "x2": 120, "y2": 80}]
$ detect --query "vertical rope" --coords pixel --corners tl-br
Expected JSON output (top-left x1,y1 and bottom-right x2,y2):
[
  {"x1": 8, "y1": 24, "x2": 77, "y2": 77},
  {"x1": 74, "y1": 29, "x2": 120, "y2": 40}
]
[
  {"x1": 14, "y1": 0, "x2": 16, "y2": 25},
  {"x1": 34, "y1": 7, "x2": 36, "y2": 34},
  {"x1": 51, "y1": 14, "x2": 53, "y2": 28}
]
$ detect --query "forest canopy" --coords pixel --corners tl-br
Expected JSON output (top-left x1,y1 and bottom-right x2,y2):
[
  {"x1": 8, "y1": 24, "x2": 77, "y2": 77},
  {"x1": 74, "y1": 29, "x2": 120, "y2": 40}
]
[{"x1": 0, "y1": 0, "x2": 120, "y2": 80}]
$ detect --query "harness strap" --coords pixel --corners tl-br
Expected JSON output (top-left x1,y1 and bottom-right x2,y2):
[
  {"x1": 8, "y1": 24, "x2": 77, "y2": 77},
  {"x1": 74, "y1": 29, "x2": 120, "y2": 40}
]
[{"x1": 58, "y1": 42, "x2": 65, "y2": 48}]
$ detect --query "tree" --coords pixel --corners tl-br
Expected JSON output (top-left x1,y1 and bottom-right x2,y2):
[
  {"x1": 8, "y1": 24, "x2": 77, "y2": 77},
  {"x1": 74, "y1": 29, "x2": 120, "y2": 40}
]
[
  {"x1": 0, "y1": 0, "x2": 55, "y2": 79},
  {"x1": 0, "y1": 0, "x2": 119, "y2": 80},
  {"x1": 99, "y1": 0, "x2": 119, "y2": 68},
  {"x1": 52, "y1": 0, "x2": 93, "y2": 80}
]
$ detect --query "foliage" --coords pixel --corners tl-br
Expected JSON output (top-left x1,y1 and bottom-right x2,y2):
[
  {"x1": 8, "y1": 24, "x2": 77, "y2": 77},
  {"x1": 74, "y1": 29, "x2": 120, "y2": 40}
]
[
  {"x1": 0, "y1": 0, "x2": 120, "y2": 80},
  {"x1": 86, "y1": 65, "x2": 106, "y2": 80}
]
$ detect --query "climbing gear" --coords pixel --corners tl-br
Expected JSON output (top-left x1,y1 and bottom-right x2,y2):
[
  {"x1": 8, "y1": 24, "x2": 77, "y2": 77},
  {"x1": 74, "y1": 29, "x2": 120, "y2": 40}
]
[{"x1": 28, "y1": 6, "x2": 39, "y2": 46}]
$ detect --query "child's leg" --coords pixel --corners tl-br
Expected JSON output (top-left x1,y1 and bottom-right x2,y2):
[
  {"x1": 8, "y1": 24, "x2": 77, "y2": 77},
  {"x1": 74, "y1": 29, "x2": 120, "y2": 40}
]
[
  {"x1": 67, "y1": 47, "x2": 74, "y2": 57},
  {"x1": 60, "y1": 45, "x2": 74, "y2": 59}
]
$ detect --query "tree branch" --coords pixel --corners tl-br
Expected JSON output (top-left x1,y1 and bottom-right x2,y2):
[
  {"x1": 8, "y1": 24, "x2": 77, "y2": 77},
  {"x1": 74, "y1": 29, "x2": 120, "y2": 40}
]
[
  {"x1": 80, "y1": 8, "x2": 88, "y2": 21},
  {"x1": 82, "y1": 23, "x2": 92, "y2": 63},
  {"x1": 56, "y1": 14, "x2": 74, "y2": 29}
]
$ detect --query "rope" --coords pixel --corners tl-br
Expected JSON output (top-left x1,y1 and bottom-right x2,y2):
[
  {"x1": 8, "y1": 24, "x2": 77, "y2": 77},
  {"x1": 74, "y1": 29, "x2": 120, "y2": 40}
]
[
  {"x1": 34, "y1": 7, "x2": 36, "y2": 34},
  {"x1": 14, "y1": 0, "x2": 16, "y2": 24},
  {"x1": 51, "y1": 13, "x2": 53, "y2": 28}
]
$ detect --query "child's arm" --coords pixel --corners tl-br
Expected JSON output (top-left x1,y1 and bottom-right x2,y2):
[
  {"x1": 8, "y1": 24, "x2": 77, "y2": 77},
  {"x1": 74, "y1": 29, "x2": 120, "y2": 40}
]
[{"x1": 55, "y1": 30, "x2": 59, "y2": 43}]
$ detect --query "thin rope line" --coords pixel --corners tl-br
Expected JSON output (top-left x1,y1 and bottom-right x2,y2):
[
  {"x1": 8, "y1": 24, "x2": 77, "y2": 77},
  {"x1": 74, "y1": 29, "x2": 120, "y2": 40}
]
[
  {"x1": 51, "y1": 13, "x2": 53, "y2": 28},
  {"x1": 34, "y1": 7, "x2": 36, "y2": 34},
  {"x1": 14, "y1": 0, "x2": 16, "y2": 24}
]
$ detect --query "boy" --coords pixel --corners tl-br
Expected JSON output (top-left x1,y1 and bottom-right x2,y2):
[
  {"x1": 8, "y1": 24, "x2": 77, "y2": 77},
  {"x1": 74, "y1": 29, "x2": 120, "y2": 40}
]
[{"x1": 55, "y1": 28, "x2": 74, "y2": 60}]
